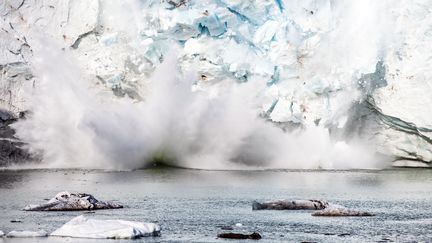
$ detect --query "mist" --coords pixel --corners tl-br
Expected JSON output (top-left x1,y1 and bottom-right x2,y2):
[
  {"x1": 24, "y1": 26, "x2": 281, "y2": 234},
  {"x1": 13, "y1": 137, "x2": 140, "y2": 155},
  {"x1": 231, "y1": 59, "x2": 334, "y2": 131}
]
[{"x1": 11, "y1": 37, "x2": 381, "y2": 170}]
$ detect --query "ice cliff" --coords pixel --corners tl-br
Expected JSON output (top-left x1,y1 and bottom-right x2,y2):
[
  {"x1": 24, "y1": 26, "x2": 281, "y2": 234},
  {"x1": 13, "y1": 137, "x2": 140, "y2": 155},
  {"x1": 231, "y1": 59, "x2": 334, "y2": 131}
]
[{"x1": 0, "y1": 0, "x2": 431, "y2": 167}]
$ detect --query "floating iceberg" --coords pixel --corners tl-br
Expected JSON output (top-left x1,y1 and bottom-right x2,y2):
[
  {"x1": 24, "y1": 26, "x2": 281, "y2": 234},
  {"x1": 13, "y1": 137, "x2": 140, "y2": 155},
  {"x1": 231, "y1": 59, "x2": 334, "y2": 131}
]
[
  {"x1": 24, "y1": 191, "x2": 123, "y2": 211},
  {"x1": 6, "y1": 230, "x2": 48, "y2": 238},
  {"x1": 0, "y1": 230, "x2": 4, "y2": 237},
  {"x1": 252, "y1": 199, "x2": 374, "y2": 216},
  {"x1": 51, "y1": 215, "x2": 161, "y2": 239},
  {"x1": 252, "y1": 200, "x2": 328, "y2": 210}
]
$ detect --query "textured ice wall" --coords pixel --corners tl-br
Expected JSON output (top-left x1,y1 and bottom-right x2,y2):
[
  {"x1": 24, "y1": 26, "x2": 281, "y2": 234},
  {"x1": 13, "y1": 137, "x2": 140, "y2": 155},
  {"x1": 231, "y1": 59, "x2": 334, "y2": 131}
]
[{"x1": 1, "y1": 0, "x2": 431, "y2": 167}]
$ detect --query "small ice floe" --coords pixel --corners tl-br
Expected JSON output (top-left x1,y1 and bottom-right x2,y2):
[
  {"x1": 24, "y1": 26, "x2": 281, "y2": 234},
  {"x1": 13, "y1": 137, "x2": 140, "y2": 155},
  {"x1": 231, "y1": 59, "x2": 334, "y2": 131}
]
[
  {"x1": 312, "y1": 205, "x2": 374, "y2": 217},
  {"x1": 24, "y1": 191, "x2": 123, "y2": 211},
  {"x1": 217, "y1": 232, "x2": 262, "y2": 240},
  {"x1": 252, "y1": 200, "x2": 329, "y2": 210},
  {"x1": 6, "y1": 230, "x2": 48, "y2": 238},
  {"x1": 51, "y1": 215, "x2": 160, "y2": 239},
  {"x1": 252, "y1": 199, "x2": 374, "y2": 216}
]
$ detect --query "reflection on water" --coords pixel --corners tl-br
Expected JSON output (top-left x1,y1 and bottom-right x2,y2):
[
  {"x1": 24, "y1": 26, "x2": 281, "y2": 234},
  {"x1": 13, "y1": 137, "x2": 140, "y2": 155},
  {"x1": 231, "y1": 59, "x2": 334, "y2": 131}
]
[
  {"x1": 0, "y1": 168, "x2": 431, "y2": 242},
  {"x1": 0, "y1": 172, "x2": 24, "y2": 189}
]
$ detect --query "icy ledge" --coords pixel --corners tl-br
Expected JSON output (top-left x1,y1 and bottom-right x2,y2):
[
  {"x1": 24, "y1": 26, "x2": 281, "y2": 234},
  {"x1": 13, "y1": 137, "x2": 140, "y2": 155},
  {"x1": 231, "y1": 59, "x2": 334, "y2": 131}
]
[{"x1": 51, "y1": 215, "x2": 161, "y2": 239}]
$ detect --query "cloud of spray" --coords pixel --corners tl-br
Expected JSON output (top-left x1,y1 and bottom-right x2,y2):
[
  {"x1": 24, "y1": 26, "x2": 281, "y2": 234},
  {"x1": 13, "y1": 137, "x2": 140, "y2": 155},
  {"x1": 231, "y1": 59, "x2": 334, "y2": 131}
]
[{"x1": 12, "y1": 37, "x2": 382, "y2": 170}]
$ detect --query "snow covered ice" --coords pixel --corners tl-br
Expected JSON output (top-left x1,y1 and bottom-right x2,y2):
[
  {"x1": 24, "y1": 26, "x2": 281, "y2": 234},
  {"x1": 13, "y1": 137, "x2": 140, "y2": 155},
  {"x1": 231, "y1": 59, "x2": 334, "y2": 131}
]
[
  {"x1": 51, "y1": 215, "x2": 161, "y2": 239},
  {"x1": 6, "y1": 230, "x2": 48, "y2": 238}
]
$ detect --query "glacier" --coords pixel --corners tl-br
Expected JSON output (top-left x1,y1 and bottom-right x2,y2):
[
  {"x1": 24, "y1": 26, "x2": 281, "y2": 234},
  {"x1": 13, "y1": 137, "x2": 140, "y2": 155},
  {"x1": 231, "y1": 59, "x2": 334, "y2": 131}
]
[{"x1": 0, "y1": 0, "x2": 431, "y2": 168}]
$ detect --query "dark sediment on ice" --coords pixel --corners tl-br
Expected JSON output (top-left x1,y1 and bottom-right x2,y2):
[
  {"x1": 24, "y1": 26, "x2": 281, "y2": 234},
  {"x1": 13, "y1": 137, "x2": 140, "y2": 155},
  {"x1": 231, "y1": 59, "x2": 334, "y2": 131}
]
[
  {"x1": 252, "y1": 199, "x2": 329, "y2": 210},
  {"x1": 0, "y1": 110, "x2": 31, "y2": 166},
  {"x1": 253, "y1": 199, "x2": 374, "y2": 217},
  {"x1": 24, "y1": 191, "x2": 123, "y2": 211}
]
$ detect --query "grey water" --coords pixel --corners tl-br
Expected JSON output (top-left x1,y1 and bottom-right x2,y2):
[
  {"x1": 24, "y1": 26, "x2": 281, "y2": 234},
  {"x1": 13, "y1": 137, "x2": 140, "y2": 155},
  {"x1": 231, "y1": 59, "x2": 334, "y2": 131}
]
[{"x1": 0, "y1": 168, "x2": 431, "y2": 242}]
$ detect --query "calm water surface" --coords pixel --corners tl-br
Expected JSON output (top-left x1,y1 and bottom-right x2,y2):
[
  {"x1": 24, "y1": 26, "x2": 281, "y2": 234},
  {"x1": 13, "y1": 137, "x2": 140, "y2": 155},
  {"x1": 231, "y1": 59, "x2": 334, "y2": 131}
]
[{"x1": 0, "y1": 168, "x2": 431, "y2": 242}]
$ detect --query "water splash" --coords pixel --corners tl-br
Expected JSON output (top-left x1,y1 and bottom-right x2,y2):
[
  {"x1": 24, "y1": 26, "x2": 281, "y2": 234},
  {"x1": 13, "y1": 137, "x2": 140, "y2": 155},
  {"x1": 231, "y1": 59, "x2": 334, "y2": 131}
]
[{"x1": 12, "y1": 37, "x2": 381, "y2": 170}]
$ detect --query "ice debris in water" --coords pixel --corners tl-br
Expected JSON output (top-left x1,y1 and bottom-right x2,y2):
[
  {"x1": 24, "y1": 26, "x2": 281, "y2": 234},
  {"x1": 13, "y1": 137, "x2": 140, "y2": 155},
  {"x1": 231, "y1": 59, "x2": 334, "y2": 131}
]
[
  {"x1": 252, "y1": 199, "x2": 329, "y2": 210},
  {"x1": 252, "y1": 199, "x2": 373, "y2": 216},
  {"x1": 23, "y1": 191, "x2": 123, "y2": 211},
  {"x1": 6, "y1": 230, "x2": 48, "y2": 238},
  {"x1": 312, "y1": 205, "x2": 374, "y2": 217},
  {"x1": 51, "y1": 215, "x2": 161, "y2": 239},
  {"x1": 0, "y1": 230, "x2": 4, "y2": 237}
]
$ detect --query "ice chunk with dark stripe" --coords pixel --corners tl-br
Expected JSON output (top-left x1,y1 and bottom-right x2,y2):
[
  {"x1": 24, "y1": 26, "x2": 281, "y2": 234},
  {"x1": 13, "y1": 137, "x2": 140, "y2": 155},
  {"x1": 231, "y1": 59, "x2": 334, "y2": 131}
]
[{"x1": 24, "y1": 191, "x2": 122, "y2": 211}]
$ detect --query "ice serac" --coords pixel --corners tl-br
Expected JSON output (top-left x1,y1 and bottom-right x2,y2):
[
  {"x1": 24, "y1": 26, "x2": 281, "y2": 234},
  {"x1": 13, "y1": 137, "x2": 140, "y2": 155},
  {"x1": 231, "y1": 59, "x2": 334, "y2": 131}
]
[
  {"x1": 51, "y1": 215, "x2": 161, "y2": 239},
  {"x1": 1, "y1": 0, "x2": 431, "y2": 167},
  {"x1": 369, "y1": 2, "x2": 432, "y2": 166},
  {"x1": 0, "y1": 0, "x2": 100, "y2": 165},
  {"x1": 0, "y1": 0, "x2": 99, "y2": 115}
]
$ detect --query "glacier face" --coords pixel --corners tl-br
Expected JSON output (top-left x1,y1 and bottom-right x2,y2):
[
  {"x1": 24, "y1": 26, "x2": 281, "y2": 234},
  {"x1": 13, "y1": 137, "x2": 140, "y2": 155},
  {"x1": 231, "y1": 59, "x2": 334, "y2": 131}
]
[{"x1": 0, "y1": 0, "x2": 431, "y2": 168}]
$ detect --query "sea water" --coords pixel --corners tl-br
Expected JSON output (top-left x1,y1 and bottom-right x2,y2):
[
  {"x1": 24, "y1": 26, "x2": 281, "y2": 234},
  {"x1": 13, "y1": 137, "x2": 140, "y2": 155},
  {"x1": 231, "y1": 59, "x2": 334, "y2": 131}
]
[{"x1": 0, "y1": 168, "x2": 431, "y2": 242}]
